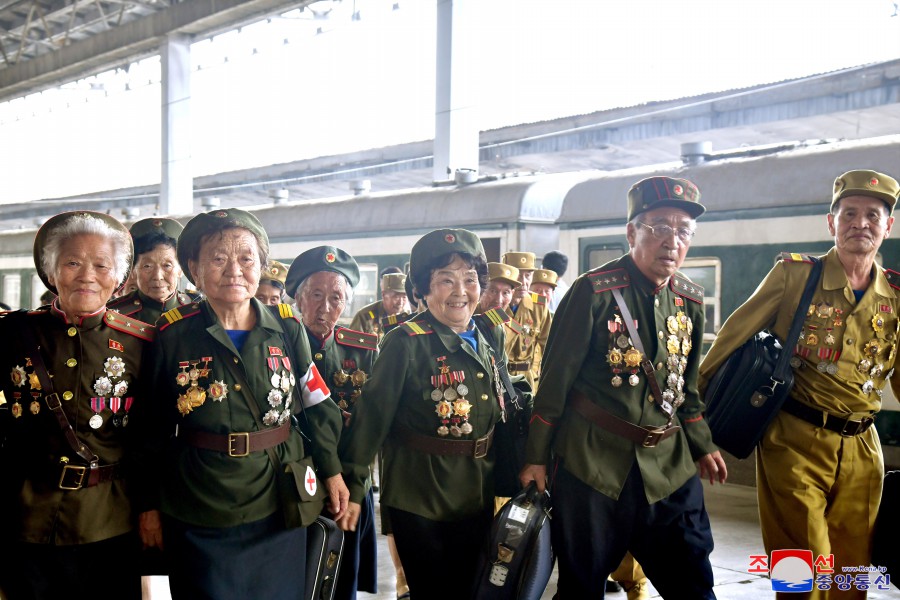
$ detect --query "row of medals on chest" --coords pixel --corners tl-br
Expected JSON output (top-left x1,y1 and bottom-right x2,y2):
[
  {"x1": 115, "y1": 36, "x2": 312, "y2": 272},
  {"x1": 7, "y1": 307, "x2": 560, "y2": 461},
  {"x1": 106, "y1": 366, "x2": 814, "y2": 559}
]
[
  {"x1": 431, "y1": 356, "x2": 473, "y2": 437},
  {"x1": 8, "y1": 356, "x2": 132, "y2": 429},
  {"x1": 332, "y1": 366, "x2": 367, "y2": 410},
  {"x1": 792, "y1": 301, "x2": 895, "y2": 395},
  {"x1": 606, "y1": 311, "x2": 691, "y2": 408}
]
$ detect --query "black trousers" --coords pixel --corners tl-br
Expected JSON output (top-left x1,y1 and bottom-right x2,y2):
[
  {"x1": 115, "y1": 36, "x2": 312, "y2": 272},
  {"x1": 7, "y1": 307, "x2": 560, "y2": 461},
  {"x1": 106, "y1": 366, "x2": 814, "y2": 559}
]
[
  {"x1": 551, "y1": 462, "x2": 716, "y2": 599},
  {"x1": 388, "y1": 505, "x2": 492, "y2": 600}
]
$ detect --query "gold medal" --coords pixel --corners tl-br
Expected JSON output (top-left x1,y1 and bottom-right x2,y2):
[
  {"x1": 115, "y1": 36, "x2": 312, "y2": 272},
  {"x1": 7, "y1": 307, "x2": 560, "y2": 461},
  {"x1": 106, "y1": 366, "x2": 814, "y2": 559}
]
[
  {"x1": 28, "y1": 372, "x2": 41, "y2": 391},
  {"x1": 815, "y1": 301, "x2": 834, "y2": 319},
  {"x1": 864, "y1": 339, "x2": 882, "y2": 357},
  {"x1": 681, "y1": 337, "x2": 692, "y2": 355},
  {"x1": 435, "y1": 401, "x2": 453, "y2": 418},
  {"x1": 29, "y1": 400, "x2": 40, "y2": 415},
  {"x1": 872, "y1": 315, "x2": 886, "y2": 332},
  {"x1": 350, "y1": 370, "x2": 367, "y2": 387},
  {"x1": 806, "y1": 332, "x2": 819, "y2": 346},
  {"x1": 333, "y1": 370, "x2": 349, "y2": 386},
  {"x1": 177, "y1": 394, "x2": 194, "y2": 415},
  {"x1": 807, "y1": 304, "x2": 816, "y2": 317},
  {"x1": 666, "y1": 335, "x2": 680, "y2": 354},
  {"x1": 666, "y1": 315, "x2": 679, "y2": 335},
  {"x1": 607, "y1": 349, "x2": 623, "y2": 366},
  {"x1": 337, "y1": 398, "x2": 349, "y2": 410},
  {"x1": 186, "y1": 386, "x2": 206, "y2": 407},
  {"x1": 624, "y1": 348, "x2": 642, "y2": 367},
  {"x1": 685, "y1": 317, "x2": 693, "y2": 335},
  {"x1": 452, "y1": 399, "x2": 472, "y2": 417},
  {"x1": 677, "y1": 312, "x2": 688, "y2": 330},
  {"x1": 11, "y1": 402, "x2": 22, "y2": 418}
]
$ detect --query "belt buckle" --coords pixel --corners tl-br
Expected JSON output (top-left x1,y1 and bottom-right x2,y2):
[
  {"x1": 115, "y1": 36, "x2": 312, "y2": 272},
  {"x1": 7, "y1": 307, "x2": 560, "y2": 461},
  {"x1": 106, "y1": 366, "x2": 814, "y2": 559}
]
[
  {"x1": 840, "y1": 417, "x2": 872, "y2": 437},
  {"x1": 473, "y1": 436, "x2": 490, "y2": 458},
  {"x1": 641, "y1": 427, "x2": 665, "y2": 448},
  {"x1": 228, "y1": 432, "x2": 250, "y2": 457},
  {"x1": 59, "y1": 464, "x2": 87, "y2": 490}
]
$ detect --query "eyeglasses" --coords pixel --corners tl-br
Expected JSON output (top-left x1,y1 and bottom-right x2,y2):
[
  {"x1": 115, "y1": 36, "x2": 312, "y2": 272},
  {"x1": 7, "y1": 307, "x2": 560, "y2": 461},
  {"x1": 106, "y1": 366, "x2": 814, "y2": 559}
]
[{"x1": 637, "y1": 222, "x2": 695, "y2": 243}]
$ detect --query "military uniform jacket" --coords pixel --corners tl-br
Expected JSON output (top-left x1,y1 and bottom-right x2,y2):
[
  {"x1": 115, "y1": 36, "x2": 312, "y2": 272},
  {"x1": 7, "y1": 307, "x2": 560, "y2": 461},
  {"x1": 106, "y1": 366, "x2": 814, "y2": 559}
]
[
  {"x1": 107, "y1": 288, "x2": 196, "y2": 326},
  {"x1": 349, "y1": 300, "x2": 411, "y2": 341},
  {"x1": 138, "y1": 299, "x2": 343, "y2": 528},
  {"x1": 504, "y1": 293, "x2": 551, "y2": 389},
  {"x1": 343, "y1": 310, "x2": 504, "y2": 522},
  {"x1": 699, "y1": 247, "x2": 900, "y2": 417},
  {"x1": 525, "y1": 254, "x2": 717, "y2": 504},
  {"x1": 0, "y1": 303, "x2": 153, "y2": 545},
  {"x1": 307, "y1": 325, "x2": 377, "y2": 416}
]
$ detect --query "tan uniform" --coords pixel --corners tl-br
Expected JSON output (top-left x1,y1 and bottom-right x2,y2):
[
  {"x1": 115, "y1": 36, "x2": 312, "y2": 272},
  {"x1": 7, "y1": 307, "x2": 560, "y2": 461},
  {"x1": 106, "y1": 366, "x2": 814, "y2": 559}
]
[{"x1": 504, "y1": 292, "x2": 551, "y2": 390}]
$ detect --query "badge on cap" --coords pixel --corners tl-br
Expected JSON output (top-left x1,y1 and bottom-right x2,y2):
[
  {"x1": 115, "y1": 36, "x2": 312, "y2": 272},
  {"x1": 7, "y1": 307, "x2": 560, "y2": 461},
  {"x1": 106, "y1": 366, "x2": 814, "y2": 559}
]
[
  {"x1": 214, "y1": 210, "x2": 228, "y2": 218},
  {"x1": 673, "y1": 184, "x2": 683, "y2": 196},
  {"x1": 871, "y1": 177, "x2": 879, "y2": 186},
  {"x1": 325, "y1": 252, "x2": 336, "y2": 263},
  {"x1": 445, "y1": 233, "x2": 456, "y2": 243}
]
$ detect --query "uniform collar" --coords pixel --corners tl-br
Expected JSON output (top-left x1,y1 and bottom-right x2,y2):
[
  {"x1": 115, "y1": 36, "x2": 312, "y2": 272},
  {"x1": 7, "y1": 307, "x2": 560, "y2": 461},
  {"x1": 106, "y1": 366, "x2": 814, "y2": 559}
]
[
  {"x1": 821, "y1": 246, "x2": 896, "y2": 298},
  {"x1": 305, "y1": 325, "x2": 335, "y2": 351},
  {"x1": 623, "y1": 254, "x2": 668, "y2": 296},
  {"x1": 423, "y1": 310, "x2": 483, "y2": 363},
  {"x1": 50, "y1": 299, "x2": 106, "y2": 328},
  {"x1": 136, "y1": 288, "x2": 179, "y2": 312}
]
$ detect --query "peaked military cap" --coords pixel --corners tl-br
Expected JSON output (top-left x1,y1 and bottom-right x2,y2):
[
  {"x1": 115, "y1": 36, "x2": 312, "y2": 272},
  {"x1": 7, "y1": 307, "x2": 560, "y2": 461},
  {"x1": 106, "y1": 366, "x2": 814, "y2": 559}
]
[
  {"x1": 285, "y1": 246, "x2": 360, "y2": 298},
  {"x1": 34, "y1": 211, "x2": 133, "y2": 294},
  {"x1": 627, "y1": 176, "x2": 705, "y2": 221},
  {"x1": 533, "y1": 268, "x2": 558, "y2": 288},
  {"x1": 502, "y1": 251, "x2": 536, "y2": 271},
  {"x1": 130, "y1": 217, "x2": 183, "y2": 244},
  {"x1": 260, "y1": 259, "x2": 289, "y2": 290},
  {"x1": 409, "y1": 229, "x2": 486, "y2": 277},
  {"x1": 178, "y1": 208, "x2": 269, "y2": 285},
  {"x1": 832, "y1": 169, "x2": 900, "y2": 214},
  {"x1": 382, "y1": 272, "x2": 406, "y2": 293},
  {"x1": 486, "y1": 262, "x2": 521, "y2": 288}
]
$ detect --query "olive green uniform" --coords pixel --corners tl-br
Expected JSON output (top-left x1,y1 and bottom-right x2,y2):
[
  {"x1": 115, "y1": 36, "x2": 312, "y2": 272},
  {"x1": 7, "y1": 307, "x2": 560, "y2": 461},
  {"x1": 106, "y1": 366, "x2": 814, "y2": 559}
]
[
  {"x1": 700, "y1": 248, "x2": 897, "y2": 598},
  {"x1": 309, "y1": 325, "x2": 378, "y2": 415},
  {"x1": 107, "y1": 288, "x2": 196, "y2": 326},
  {"x1": 505, "y1": 292, "x2": 551, "y2": 390},
  {"x1": 140, "y1": 299, "x2": 343, "y2": 527},
  {"x1": 349, "y1": 299, "x2": 410, "y2": 341}
]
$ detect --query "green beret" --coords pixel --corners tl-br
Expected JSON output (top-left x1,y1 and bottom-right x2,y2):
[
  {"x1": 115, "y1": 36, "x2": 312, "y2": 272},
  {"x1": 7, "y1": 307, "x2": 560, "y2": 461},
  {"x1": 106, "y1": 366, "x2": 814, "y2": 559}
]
[
  {"x1": 409, "y1": 229, "x2": 486, "y2": 277},
  {"x1": 34, "y1": 211, "x2": 133, "y2": 294},
  {"x1": 832, "y1": 169, "x2": 900, "y2": 214},
  {"x1": 130, "y1": 217, "x2": 183, "y2": 244},
  {"x1": 260, "y1": 259, "x2": 290, "y2": 289},
  {"x1": 627, "y1": 176, "x2": 705, "y2": 221},
  {"x1": 285, "y1": 246, "x2": 360, "y2": 298},
  {"x1": 177, "y1": 208, "x2": 269, "y2": 285}
]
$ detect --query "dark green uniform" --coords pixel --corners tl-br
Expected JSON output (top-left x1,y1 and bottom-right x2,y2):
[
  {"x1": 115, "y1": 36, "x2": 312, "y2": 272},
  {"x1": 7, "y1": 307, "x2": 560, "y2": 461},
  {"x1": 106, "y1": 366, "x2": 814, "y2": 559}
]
[
  {"x1": 107, "y1": 288, "x2": 196, "y2": 326},
  {"x1": 309, "y1": 326, "x2": 378, "y2": 415},
  {"x1": 141, "y1": 299, "x2": 343, "y2": 527}
]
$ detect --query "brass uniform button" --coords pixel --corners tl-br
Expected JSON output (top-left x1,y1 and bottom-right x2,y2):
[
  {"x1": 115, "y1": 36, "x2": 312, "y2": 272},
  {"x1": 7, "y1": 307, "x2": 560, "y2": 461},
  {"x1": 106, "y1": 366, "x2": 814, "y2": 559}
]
[
  {"x1": 233, "y1": 357, "x2": 239, "y2": 363},
  {"x1": 481, "y1": 394, "x2": 488, "y2": 401},
  {"x1": 66, "y1": 358, "x2": 77, "y2": 367},
  {"x1": 654, "y1": 298, "x2": 660, "y2": 307},
  {"x1": 315, "y1": 353, "x2": 324, "y2": 360},
  {"x1": 656, "y1": 362, "x2": 663, "y2": 370},
  {"x1": 233, "y1": 384, "x2": 242, "y2": 391},
  {"x1": 62, "y1": 391, "x2": 73, "y2": 401},
  {"x1": 476, "y1": 372, "x2": 484, "y2": 379},
  {"x1": 67, "y1": 327, "x2": 77, "y2": 337},
  {"x1": 658, "y1": 331, "x2": 664, "y2": 340},
  {"x1": 846, "y1": 339, "x2": 854, "y2": 345}
]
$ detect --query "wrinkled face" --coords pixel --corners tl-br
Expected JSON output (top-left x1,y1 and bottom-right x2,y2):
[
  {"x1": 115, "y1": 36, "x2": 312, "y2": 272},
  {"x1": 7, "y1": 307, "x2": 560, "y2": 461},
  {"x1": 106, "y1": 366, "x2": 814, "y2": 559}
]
[
  {"x1": 512, "y1": 269, "x2": 533, "y2": 303},
  {"x1": 530, "y1": 282, "x2": 554, "y2": 302},
  {"x1": 49, "y1": 234, "x2": 120, "y2": 319},
  {"x1": 134, "y1": 243, "x2": 182, "y2": 303},
  {"x1": 626, "y1": 206, "x2": 695, "y2": 287},
  {"x1": 189, "y1": 228, "x2": 261, "y2": 309},
  {"x1": 298, "y1": 271, "x2": 348, "y2": 338},
  {"x1": 381, "y1": 286, "x2": 408, "y2": 315},
  {"x1": 255, "y1": 282, "x2": 284, "y2": 306},
  {"x1": 828, "y1": 195, "x2": 893, "y2": 258},
  {"x1": 425, "y1": 255, "x2": 481, "y2": 333},
  {"x1": 480, "y1": 280, "x2": 514, "y2": 312}
]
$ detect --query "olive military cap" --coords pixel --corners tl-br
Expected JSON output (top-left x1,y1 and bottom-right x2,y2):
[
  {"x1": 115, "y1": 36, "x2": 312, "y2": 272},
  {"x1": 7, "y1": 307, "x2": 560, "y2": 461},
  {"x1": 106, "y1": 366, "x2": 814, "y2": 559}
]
[
  {"x1": 533, "y1": 268, "x2": 558, "y2": 288},
  {"x1": 409, "y1": 229, "x2": 486, "y2": 277},
  {"x1": 285, "y1": 246, "x2": 360, "y2": 298},
  {"x1": 486, "y1": 262, "x2": 521, "y2": 288},
  {"x1": 501, "y1": 251, "x2": 536, "y2": 272},
  {"x1": 178, "y1": 208, "x2": 269, "y2": 285},
  {"x1": 382, "y1": 273, "x2": 406, "y2": 294},
  {"x1": 832, "y1": 169, "x2": 900, "y2": 215},
  {"x1": 130, "y1": 217, "x2": 183, "y2": 244},
  {"x1": 627, "y1": 176, "x2": 705, "y2": 221},
  {"x1": 34, "y1": 211, "x2": 133, "y2": 294},
  {"x1": 260, "y1": 259, "x2": 289, "y2": 290}
]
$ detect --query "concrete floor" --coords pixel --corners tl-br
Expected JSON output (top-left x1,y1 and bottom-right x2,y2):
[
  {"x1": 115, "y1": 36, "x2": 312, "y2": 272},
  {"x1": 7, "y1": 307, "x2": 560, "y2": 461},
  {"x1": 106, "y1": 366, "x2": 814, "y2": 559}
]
[{"x1": 144, "y1": 482, "x2": 897, "y2": 599}]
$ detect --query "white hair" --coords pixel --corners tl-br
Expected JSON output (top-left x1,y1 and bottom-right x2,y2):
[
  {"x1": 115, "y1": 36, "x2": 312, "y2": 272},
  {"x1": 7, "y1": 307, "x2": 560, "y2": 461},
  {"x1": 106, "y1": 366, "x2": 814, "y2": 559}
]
[
  {"x1": 295, "y1": 273, "x2": 355, "y2": 317},
  {"x1": 41, "y1": 214, "x2": 131, "y2": 286}
]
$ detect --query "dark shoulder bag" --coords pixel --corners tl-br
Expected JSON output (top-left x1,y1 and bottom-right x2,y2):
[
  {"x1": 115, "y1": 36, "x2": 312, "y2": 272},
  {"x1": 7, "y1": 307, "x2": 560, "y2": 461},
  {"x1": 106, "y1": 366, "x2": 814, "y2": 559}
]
[{"x1": 704, "y1": 257, "x2": 822, "y2": 459}]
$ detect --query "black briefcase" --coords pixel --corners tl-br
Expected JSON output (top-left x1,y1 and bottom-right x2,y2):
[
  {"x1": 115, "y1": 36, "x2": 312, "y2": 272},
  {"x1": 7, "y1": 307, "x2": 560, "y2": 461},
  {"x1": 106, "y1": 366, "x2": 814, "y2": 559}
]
[
  {"x1": 472, "y1": 483, "x2": 554, "y2": 600},
  {"x1": 305, "y1": 516, "x2": 344, "y2": 600},
  {"x1": 704, "y1": 331, "x2": 794, "y2": 459}
]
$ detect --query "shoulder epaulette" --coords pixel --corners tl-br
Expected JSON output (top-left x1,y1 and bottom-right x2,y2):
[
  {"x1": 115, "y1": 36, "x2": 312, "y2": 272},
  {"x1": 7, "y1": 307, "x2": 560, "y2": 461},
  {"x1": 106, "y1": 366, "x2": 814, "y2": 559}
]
[
  {"x1": 176, "y1": 291, "x2": 199, "y2": 305},
  {"x1": 779, "y1": 252, "x2": 816, "y2": 264},
  {"x1": 107, "y1": 294, "x2": 142, "y2": 316},
  {"x1": 158, "y1": 303, "x2": 202, "y2": 332},
  {"x1": 367, "y1": 309, "x2": 376, "y2": 319},
  {"x1": 381, "y1": 312, "x2": 408, "y2": 328},
  {"x1": 529, "y1": 291, "x2": 547, "y2": 306},
  {"x1": 400, "y1": 320, "x2": 434, "y2": 336},
  {"x1": 884, "y1": 268, "x2": 900, "y2": 291},
  {"x1": 335, "y1": 327, "x2": 378, "y2": 351},
  {"x1": 479, "y1": 307, "x2": 511, "y2": 328},
  {"x1": 104, "y1": 311, "x2": 156, "y2": 342},
  {"x1": 587, "y1": 268, "x2": 630, "y2": 294},
  {"x1": 670, "y1": 274, "x2": 704, "y2": 304},
  {"x1": 275, "y1": 303, "x2": 302, "y2": 323}
]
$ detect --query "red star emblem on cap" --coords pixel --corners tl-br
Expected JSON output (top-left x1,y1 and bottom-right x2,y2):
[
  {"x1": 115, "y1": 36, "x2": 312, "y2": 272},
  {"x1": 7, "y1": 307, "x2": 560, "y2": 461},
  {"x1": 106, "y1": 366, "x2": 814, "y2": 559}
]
[
  {"x1": 214, "y1": 211, "x2": 227, "y2": 218},
  {"x1": 871, "y1": 177, "x2": 879, "y2": 186},
  {"x1": 152, "y1": 219, "x2": 162, "y2": 227},
  {"x1": 325, "y1": 252, "x2": 336, "y2": 263},
  {"x1": 445, "y1": 234, "x2": 456, "y2": 243},
  {"x1": 673, "y1": 184, "x2": 684, "y2": 196}
]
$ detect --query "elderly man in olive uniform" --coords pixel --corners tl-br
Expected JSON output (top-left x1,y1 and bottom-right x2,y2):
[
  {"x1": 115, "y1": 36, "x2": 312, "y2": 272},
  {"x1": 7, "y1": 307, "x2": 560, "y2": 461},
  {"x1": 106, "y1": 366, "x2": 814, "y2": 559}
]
[
  {"x1": 350, "y1": 271, "x2": 410, "y2": 340},
  {"x1": 107, "y1": 217, "x2": 196, "y2": 324},
  {"x1": 520, "y1": 176, "x2": 727, "y2": 598},
  {"x1": 255, "y1": 259, "x2": 289, "y2": 306},
  {"x1": 701, "y1": 170, "x2": 900, "y2": 600},
  {"x1": 285, "y1": 246, "x2": 379, "y2": 600},
  {"x1": 478, "y1": 262, "x2": 520, "y2": 314},
  {"x1": 530, "y1": 268, "x2": 558, "y2": 309},
  {"x1": 501, "y1": 251, "x2": 552, "y2": 390}
]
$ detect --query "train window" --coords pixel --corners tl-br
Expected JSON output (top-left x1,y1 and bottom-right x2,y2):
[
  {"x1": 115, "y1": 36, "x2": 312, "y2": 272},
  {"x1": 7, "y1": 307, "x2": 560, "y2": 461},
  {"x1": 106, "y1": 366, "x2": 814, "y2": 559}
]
[
  {"x1": 679, "y1": 258, "x2": 721, "y2": 345},
  {"x1": 2, "y1": 274, "x2": 20, "y2": 310},
  {"x1": 586, "y1": 244, "x2": 627, "y2": 272},
  {"x1": 344, "y1": 263, "x2": 379, "y2": 325}
]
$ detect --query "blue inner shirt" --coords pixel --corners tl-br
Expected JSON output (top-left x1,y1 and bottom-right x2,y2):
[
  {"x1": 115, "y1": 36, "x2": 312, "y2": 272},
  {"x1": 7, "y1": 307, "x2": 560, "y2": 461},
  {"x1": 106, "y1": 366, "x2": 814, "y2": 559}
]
[
  {"x1": 853, "y1": 290, "x2": 865, "y2": 303},
  {"x1": 227, "y1": 330, "x2": 251, "y2": 352},
  {"x1": 459, "y1": 326, "x2": 478, "y2": 352}
]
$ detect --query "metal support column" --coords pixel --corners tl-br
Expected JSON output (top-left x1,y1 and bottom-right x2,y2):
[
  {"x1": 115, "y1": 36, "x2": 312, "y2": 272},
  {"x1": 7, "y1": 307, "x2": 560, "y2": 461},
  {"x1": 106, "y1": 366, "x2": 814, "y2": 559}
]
[{"x1": 160, "y1": 33, "x2": 193, "y2": 216}]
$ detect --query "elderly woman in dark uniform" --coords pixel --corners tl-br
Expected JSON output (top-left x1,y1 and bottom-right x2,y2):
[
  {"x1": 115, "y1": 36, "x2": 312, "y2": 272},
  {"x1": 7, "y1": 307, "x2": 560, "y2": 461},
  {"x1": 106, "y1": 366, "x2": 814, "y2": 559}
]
[
  {"x1": 0, "y1": 211, "x2": 152, "y2": 600},
  {"x1": 340, "y1": 229, "x2": 504, "y2": 600},
  {"x1": 135, "y1": 208, "x2": 348, "y2": 600},
  {"x1": 107, "y1": 217, "x2": 196, "y2": 324}
]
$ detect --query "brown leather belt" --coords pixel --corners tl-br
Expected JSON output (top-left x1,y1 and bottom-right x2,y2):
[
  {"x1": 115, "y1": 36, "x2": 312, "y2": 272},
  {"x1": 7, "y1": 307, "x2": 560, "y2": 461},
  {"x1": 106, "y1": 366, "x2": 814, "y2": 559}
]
[
  {"x1": 393, "y1": 425, "x2": 494, "y2": 458},
  {"x1": 181, "y1": 422, "x2": 291, "y2": 457},
  {"x1": 58, "y1": 462, "x2": 123, "y2": 491},
  {"x1": 507, "y1": 361, "x2": 530, "y2": 372},
  {"x1": 783, "y1": 397, "x2": 875, "y2": 437},
  {"x1": 570, "y1": 390, "x2": 680, "y2": 448}
]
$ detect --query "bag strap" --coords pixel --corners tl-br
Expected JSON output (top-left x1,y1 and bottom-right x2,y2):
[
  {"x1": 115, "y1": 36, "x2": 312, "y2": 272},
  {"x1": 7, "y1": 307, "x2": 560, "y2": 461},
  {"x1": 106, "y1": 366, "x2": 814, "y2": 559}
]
[
  {"x1": 474, "y1": 317, "x2": 522, "y2": 420},
  {"x1": 17, "y1": 311, "x2": 97, "y2": 466},
  {"x1": 772, "y1": 256, "x2": 823, "y2": 388}
]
